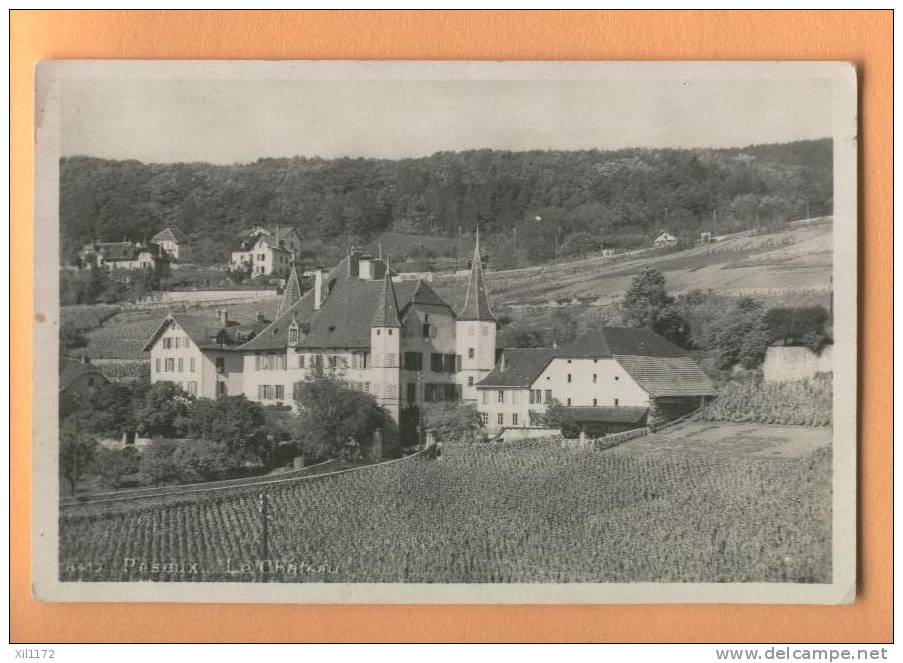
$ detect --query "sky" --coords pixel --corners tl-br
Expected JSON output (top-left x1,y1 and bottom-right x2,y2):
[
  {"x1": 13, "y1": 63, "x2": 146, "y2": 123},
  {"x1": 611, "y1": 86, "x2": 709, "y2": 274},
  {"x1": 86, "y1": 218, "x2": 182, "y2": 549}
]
[{"x1": 60, "y1": 76, "x2": 834, "y2": 164}]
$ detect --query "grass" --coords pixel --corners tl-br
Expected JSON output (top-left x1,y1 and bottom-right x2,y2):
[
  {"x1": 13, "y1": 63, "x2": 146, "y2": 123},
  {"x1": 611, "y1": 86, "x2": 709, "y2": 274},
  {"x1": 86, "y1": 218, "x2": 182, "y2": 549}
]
[{"x1": 59, "y1": 422, "x2": 831, "y2": 584}]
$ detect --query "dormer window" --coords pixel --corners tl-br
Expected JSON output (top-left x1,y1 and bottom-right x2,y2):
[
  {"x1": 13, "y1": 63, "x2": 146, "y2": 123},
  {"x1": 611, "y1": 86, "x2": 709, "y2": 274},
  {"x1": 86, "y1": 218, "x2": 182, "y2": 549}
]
[{"x1": 288, "y1": 323, "x2": 299, "y2": 345}]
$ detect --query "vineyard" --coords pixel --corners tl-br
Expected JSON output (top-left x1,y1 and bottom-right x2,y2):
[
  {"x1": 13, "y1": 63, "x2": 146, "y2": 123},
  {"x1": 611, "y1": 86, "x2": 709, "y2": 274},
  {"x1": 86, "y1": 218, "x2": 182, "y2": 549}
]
[
  {"x1": 700, "y1": 375, "x2": 832, "y2": 426},
  {"x1": 60, "y1": 423, "x2": 832, "y2": 584}
]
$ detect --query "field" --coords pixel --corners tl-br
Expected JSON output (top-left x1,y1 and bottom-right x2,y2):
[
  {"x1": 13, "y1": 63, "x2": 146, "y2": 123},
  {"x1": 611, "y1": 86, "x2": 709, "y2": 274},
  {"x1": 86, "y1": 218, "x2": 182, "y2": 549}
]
[
  {"x1": 431, "y1": 219, "x2": 833, "y2": 308},
  {"x1": 701, "y1": 376, "x2": 832, "y2": 427},
  {"x1": 59, "y1": 422, "x2": 831, "y2": 584}
]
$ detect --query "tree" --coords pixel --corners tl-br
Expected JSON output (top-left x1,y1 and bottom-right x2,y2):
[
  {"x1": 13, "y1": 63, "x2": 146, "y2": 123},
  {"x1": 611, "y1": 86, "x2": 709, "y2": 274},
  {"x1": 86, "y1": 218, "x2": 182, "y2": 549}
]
[
  {"x1": 89, "y1": 381, "x2": 148, "y2": 438},
  {"x1": 138, "y1": 438, "x2": 181, "y2": 485},
  {"x1": 622, "y1": 267, "x2": 673, "y2": 329},
  {"x1": 59, "y1": 414, "x2": 99, "y2": 495},
  {"x1": 622, "y1": 267, "x2": 691, "y2": 347},
  {"x1": 764, "y1": 306, "x2": 830, "y2": 351},
  {"x1": 539, "y1": 399, "x2": 579, "y2": 438},
  {"x1": 710, "y1": 298, "x2": 770, "y2": 369},
  {"x1": 421, "y1": 402, "x2": 482, "y2": 443},
  {"x1": 183, "y1": 396, "x2": 272, "y2": 461},
  {"x1": 292, "y1": 366, "x2": 389, "y2": 458},
  {"x1": 134, "y1": 381, "x2": 192, "y2": 438},
  {"x1": 92, "y1": 446, "x2": 141, "y2": 488},
  {"x1": 171, "y1": 439, "x2": 238, "y2": 483}
]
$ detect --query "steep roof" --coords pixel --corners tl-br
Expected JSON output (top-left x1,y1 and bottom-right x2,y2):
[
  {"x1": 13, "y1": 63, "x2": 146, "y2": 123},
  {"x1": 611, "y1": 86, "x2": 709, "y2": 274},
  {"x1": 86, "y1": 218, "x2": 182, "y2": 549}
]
[
  {"x1": 59, "y1": 359, "x2": 108, "y2": 391},
  {"x1": 613, "y1": 355, "x2": 717, "y2": 397},
  {"x1": 458, "y1": 231, "x2": 496, "y2": 322},
  {"x1": 558, "y1": 327, "x2": 688, "y2": 358},
  {"x1": 239, "y1": 256, "x2": 466, "y2": 351},
  {"x1": 142, "y1": 313, "x2": 269, "y2": 352},
  {"x1": 477, "y1": 348, "x2": 557, "y2": 388},
  {"x1": 277, "y1": 264, "x2": 303, "y2": 318},
  {"x1": 397, "y1": 279, "x2": 453, "y2": 315},
  {"x1": 95, "y1": 242, "x2": 139, "y2": 261},
  {"x1": 152, "y1": 227, "x2": 188, "y2": 243},
  {"x1": 555, "y1": 406, "x2": 648, "y2": 424},
  {"x1": 370, "y1": 265, "x2": 402, "y2": 328}
]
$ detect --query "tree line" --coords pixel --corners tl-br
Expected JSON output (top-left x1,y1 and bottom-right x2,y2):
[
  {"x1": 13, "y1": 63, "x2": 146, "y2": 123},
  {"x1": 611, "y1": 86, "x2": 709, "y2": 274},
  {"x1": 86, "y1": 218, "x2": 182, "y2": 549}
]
[{"x1": 60, "y1": 139, "x2": 831, "y2": 266}]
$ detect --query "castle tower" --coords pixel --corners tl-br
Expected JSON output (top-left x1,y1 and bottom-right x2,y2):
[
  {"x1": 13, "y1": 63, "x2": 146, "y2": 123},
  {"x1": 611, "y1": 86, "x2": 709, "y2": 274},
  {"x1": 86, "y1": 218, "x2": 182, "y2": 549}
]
[
  {"x1": 369, "y1": 260, "x2": 403, "y2": 422},
  {"x1": 456, "y1": 229, "x2": 497, "y2": 403},
  {"x1": 277, "y1": 258, "x2": 302, "y2": 318}
]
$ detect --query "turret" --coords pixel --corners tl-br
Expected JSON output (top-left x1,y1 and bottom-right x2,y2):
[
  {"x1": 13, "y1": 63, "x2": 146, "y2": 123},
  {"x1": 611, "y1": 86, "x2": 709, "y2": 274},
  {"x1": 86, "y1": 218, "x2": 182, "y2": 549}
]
[
  {"x1": 277, "y1": 259, "x2": 302, "y2": 318},
  {"x1": 456, "y1": 229, "x2": 497, "y2": 403},
  {"x1": 369, "y1": 260, "x2": 402, "y2": 420}
]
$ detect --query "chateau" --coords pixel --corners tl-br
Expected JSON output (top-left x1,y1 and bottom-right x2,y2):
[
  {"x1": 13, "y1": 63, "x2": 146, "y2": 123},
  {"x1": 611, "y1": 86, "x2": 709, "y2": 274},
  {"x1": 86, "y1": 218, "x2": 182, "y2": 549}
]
[
  {"x1": 144, "y1": 234, "x2": 714, "y2": 437},
  {"x1": 146, "y1": 236, "x2": 498, "y2": 424}
]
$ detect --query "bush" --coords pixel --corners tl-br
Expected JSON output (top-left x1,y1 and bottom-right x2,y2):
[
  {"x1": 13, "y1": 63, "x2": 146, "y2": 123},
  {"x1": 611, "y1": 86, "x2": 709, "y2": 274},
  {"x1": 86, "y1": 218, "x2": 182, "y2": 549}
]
[
  {"x1": 138, "y1": 439, "x2": 181, "y2": 485},
  {"x1": 701, "y1": 375, "x2": 832, "y2": 426},
  {"x1": 92, "y1": 446, "x2": 141, "y2": 488},
  {"x1": 171, "y1": 440, "x2": 240, "y2": 483}
]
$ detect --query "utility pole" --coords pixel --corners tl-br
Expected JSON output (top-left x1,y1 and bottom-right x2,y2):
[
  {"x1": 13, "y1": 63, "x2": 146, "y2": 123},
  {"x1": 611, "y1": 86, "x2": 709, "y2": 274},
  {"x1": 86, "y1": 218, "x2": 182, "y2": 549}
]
[
  {"x1": 513, "y1": 227, "x2": 517, "y2": 259},
  {"x1": 806, "y1": 199, "x2": 811, "y2": 219},
  {"x1": 712, "y1": 209, "x2": 717, "y2": 236},
  {"x1": 555, "y1": 226, "x2": 560, "y2": 259}
]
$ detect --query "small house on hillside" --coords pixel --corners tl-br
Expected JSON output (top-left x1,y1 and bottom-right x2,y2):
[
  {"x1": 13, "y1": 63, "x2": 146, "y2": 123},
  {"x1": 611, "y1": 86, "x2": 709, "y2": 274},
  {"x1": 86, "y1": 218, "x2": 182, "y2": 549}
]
[
  {"x1": 476, "y1": 328, "x2": 716, "y2": 437},
  {"x1": 79, "y1": 241, "x2": 171, "y2": 274},
  {"x1": 60, "y1": 357, "x2": 110, "y2": 416},
  {"x1": 151, "y1": 227, "x2": 191, "y2": 262},
  {"x1": 230, "y1": 225, "x2": 302, "y2": 276},
  {"x1": 653, "y1": 231, "x2": 679, "y2": 248}
]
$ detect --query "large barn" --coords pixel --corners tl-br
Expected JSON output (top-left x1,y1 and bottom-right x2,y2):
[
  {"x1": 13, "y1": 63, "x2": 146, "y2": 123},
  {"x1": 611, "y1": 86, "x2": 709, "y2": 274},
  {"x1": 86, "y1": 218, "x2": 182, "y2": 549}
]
[{"x1": 475, "y1": 328, "x2": 716, "y2": 436}]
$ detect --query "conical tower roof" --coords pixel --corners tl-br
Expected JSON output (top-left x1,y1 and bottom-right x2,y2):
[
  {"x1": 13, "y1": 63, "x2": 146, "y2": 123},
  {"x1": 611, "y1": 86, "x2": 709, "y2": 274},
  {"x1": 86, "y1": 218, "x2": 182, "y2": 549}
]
[
  {"x1": 458, "y1": 229, "x2": 496, "y2": 322},
  {"x1": 371, "y1": 260, "x2": 402, "y2": 328},
  {"x1": 277, "y1": 260, "x2": 302, "y2": 318}
]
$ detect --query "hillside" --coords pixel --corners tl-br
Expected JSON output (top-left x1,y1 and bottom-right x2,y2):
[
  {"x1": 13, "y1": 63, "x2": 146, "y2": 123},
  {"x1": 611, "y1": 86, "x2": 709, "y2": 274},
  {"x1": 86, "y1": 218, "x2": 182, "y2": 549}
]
[
  {"x1": 430, "y1": 218, "x2": 833, "y2": 308},
  {"x1": 60, "y1": 140, "x2": 831, "y2": 266}
]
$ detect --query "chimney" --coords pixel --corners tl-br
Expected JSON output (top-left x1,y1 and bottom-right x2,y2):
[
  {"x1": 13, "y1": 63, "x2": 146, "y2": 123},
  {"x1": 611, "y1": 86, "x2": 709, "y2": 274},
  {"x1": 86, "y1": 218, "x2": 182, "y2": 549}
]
[
  {"x1": 218, "y1": 308, "x2": 229, "y2": 326},
  {"x1": 314, "y1": 270, "x2": 328, "y2": 310},
  {"x1": 348, "y1": 247, "x2": 362, "y2": 277}
]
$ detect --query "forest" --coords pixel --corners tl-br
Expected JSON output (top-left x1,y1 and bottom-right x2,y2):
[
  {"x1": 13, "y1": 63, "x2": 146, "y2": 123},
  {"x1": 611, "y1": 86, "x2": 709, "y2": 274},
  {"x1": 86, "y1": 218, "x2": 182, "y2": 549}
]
[{"x1": 60, "y1": 139, "x2": 832, "y2": 266}]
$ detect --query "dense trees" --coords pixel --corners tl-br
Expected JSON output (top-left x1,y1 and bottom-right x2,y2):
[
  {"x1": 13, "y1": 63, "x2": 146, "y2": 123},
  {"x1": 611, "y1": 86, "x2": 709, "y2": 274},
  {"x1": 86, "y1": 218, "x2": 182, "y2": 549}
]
[
  {"x1": 421, "y1": 402, "x2": 482, "y2": 444},
  {"x1": 621, "y1": 267, "x2": 691, "y2": 348},
  {"x1": 292, "y1": 366, "x2": 390, "y2": 459},
  {"x1": 59, "y1": 414, "x2": 99, "y2": 495},
  {"x1": 60, "y1": 140, "x2": 831, "y2": 266}
]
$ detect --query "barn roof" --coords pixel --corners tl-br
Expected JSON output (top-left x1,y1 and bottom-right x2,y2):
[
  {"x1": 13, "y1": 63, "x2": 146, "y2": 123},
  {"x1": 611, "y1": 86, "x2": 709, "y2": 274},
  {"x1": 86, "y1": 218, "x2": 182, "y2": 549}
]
[
  {"x1": 613, "y1": 355, "x2": 717, "y2": 397},
  {"x1": 477, "y1": 348, "x2": 557, "y2": 388},
  {"x1": 151, "y1": 227, "x2": 189, "y2": 243},
  {"x1": 478, "y1": 328, "x2": 715, "y2": 398},
  {"x1": 59, "y1": 358, "x2": 109, "y2": 391}
]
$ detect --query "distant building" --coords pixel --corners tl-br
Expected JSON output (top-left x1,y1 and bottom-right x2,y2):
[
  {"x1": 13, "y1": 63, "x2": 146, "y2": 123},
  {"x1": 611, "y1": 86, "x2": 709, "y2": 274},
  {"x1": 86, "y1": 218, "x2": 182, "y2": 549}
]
[
  {"x1": 230, "y1": 225, "x2": 302, "y2": 276},
  {"x1": 78, "y1": 241, "x2": 171, "y2": 274},
  {"x1": 476, "y1": 328, "x2": 716, "y2": 436},
  {"x1": 60, "y1": 356, "x2": 110, "y2": 416},
  {"x1": 653, "y1": 231, "x2": 679, "y2": 248},
  {"x1": 151, "y1": 227, "x2": 191, "y2": 262}
]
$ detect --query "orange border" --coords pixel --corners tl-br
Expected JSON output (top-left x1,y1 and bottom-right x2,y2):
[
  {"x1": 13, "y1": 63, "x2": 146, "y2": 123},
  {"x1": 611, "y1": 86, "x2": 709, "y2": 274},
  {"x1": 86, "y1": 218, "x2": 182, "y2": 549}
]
[{"x1": 10, "y1": 10, "x2": 892, "y2": 643}]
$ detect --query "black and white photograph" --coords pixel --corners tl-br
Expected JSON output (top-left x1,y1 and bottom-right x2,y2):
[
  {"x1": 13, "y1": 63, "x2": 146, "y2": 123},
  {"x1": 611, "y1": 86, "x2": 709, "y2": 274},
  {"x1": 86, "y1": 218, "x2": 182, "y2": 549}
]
[{"x1": 33, "y1": 60, "x2": 857, "y2": 604}]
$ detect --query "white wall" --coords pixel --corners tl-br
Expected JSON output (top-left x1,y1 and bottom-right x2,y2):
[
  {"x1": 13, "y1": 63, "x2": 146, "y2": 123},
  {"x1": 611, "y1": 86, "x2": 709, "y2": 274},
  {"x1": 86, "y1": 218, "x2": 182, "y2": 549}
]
[
  {"x1": 535, "y1": 357, "x2": 649, "y2": 409},
  {"x1": 148, "y1": 320, "x2": 206, "y2": 397},
  {"x1": 456, "y1": 319, "x2": 496, "y2": 403},
  {"x1": 763, "y1": 345, "x2": 833, "y2": 382}
]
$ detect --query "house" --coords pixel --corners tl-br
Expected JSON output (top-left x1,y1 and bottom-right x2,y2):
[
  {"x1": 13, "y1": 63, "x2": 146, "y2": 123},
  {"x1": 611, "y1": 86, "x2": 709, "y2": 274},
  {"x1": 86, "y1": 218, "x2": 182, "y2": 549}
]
[
  {"x1": 79, "y1": 241, "x2": 171, "y2": 274},
  {"x1": 151, "y1": 227, "x2": 191, "y2": 261},
  {"x1": 60, "y1": 356, "x2": 110, "y2": 416},
  {"x1": 476, "y1": 328, "x2": 716, "y2": 436},
  {"x1": 230, "y1": 225, "x2": 302, "y2": 276},
  {"x1": 653, "y1": 231, "x2": 679, "y2": 248},
  {"x1": 143, "y1": 308, "x2": 271, "y2": 399}
]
